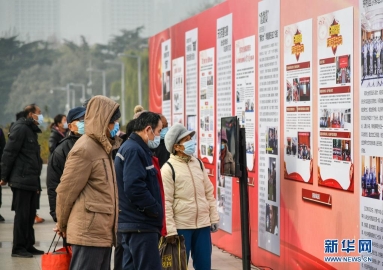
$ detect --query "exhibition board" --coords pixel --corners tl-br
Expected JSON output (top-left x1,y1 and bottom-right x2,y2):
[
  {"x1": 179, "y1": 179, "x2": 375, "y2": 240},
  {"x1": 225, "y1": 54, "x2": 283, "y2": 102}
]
[{"x1": 148, "y1": 0, "x2": 380, "y2": 269}]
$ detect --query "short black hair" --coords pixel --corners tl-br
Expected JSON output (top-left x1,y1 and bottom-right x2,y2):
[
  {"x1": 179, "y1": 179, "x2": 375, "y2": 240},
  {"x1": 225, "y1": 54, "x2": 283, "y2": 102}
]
[
  {"x1": 53, "y1": 114, "x2": 66, "y2": 126},
  {"x1": 126, "y1": 119, "x2": 136, "y2": 137},
  {"x1": 134, "y1": 112, "x2": 161, "y2": 132}
]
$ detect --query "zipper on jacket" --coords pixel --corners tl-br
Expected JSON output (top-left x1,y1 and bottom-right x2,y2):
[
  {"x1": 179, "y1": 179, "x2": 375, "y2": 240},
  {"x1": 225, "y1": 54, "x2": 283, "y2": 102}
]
[
  {"x1": 186, "y1": 162, "x2": 199, "y2": 227},
  {"x1": 102, "y1": 159, "x2": 109, "y2": 181}
]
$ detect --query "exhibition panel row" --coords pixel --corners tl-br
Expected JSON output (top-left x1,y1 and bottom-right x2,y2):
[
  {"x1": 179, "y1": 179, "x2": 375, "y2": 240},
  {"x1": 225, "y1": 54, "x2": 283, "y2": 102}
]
[{"x1": 149, "y1": 0, "x2": 380, "y2": 269}]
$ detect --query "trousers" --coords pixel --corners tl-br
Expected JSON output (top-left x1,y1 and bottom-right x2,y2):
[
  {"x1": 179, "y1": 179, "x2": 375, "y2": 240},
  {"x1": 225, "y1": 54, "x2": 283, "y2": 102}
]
[
  {"x1": 177, "y1": 226, "x2": 212, "y2": 270},
  {"x1": 11, "y1": 188, "x2": 37, "y2": 253},
  {"x1": 70, "y1": 245, "x2": 112, "y2": 270}
]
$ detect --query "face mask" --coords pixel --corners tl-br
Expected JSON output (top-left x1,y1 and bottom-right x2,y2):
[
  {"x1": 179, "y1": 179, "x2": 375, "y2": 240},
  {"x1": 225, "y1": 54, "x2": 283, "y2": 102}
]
[
  {"x1": 63, "y1": 122, "x2": 68, "y2": 129},
  {"x1": 148, "y1": 128, "x2": 160, "y2": 149},
  {"x1": 182, "y1": 140, "x2": 196, "y2": 156},
  {"x1": 76, "y1": 121, "x2": 85, "y2": 135},
  {"x1": 33, "y1": 114, "x2": 44, "y2": 125},
  {"x1": 160, "y1": 127, "x2": 168, "y2": 140},
  {"x1": 109, "y1": 122, "x2": 119, "y2": 138},
  {"x1": 221, "y1": 144, "x2": 225, "y2": 150}
]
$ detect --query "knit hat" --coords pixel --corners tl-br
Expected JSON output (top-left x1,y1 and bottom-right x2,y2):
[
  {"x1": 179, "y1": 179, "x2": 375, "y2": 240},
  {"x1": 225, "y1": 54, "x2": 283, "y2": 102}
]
[{"x1": 164, "y1": 123, "x2": 195, "y2": 153}]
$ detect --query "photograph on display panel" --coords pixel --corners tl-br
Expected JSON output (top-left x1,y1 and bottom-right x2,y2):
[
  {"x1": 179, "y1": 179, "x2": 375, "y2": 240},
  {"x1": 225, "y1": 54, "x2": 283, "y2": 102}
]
[
  {"x1": 268, "y1": 157, "x2": 277, "y2": 202},
  {"x1": 361, "y1": 155, "x2": 383, "y2": 200},
  {"x1": 286, "y1": 77, "x2": 311, "y2": 102},
  {"x1": 162, "y1": 71, "x2": 171, "y2": 101},
  {"x1": 361, "y1": 8, "x2": 383, "y2": 87},
  {"x1": 266, "y1": 127, "x2": 278, "y2": 155},
  {"x1": 265, "y1": 204, "x2": 278, "y2": 236},
  {"x1": 319, "y1": 108, "x2": 352, "y2": 129}
]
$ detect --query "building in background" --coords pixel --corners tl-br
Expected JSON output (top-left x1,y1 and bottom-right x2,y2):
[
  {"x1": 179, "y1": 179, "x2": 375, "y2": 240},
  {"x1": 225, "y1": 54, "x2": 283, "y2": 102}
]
[{"x1": 0, "y1": 0, "x2": 60, "y2": 42}]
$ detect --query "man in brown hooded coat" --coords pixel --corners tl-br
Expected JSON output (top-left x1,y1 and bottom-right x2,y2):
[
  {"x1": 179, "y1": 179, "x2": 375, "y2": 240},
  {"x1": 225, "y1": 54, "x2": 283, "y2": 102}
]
[{"x1": 55, "y1": 95, "x2": 121, "y2": 270}]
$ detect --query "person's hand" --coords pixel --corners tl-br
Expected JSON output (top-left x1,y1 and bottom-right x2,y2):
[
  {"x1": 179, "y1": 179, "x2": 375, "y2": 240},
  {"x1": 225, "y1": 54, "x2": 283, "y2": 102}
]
[
  {"x1": 0, "y1": 180, "x2": 7, "y2": 186},
  {"x1": 166, "y1": 235, "x2": 177, "y2": 244},
  {"x1": 53, "y1": 223, "x2": 66, "y2": 238},
  {"x1": 211, "y1": 223, "x2": 219, "y2": 233}
]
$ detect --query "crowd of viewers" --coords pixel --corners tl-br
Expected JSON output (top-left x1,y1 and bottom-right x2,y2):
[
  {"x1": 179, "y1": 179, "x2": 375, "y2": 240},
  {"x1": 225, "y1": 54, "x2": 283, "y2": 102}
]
[{"x1": 0, "y1": 95, "x2": 219, "y2": 270}]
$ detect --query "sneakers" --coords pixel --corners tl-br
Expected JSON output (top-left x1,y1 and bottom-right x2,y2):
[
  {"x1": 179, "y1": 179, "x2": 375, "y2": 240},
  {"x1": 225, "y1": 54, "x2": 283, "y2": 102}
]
[
  {"x1": 27, "y1": 246, "x2": 44, "y2": 255},
  {"x1": 0, "y1": 214, "x2": 4, "y2": 222},
  {"x1": 11, "y1": 251, "x2": 33, "y2": 258},
  {"x1": 34, "y1": 214, "x2": 45, "y2": 224}
]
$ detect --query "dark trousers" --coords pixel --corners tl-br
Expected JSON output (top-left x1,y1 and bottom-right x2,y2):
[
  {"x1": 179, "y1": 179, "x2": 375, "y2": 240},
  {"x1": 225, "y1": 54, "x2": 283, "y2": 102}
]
[
  {"x1": 177, "y1": 227, "x2": 212, "y2": 270},
  {"x1": 11, "y1": 188, "x2": 37, "y2": 253},
  {"x1": 0, "y1": 185, "x2": 2, "y2": 208},
  {"x1": 121, "y1": 232, "x2": 161, "y2": 270},
  {"x1": 114, "y1": 232, "x2": 123, "y2": 270},
  {"x1": 70, "y1": 245, "x2": 112, "y2": 270}
]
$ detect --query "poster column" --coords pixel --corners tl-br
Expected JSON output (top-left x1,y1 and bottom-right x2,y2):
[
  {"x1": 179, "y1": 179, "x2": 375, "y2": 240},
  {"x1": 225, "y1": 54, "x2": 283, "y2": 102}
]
[
  {"x1": 199, "y1": 48, "x2": 215, "y2": 164},
  {"x1": 284, "y1": 19, "x2": 313, "y2": 183},
  {"x1": 258, "y1": 0, "x2": 281, "y2": 256},
  {"x1": 317, "y1": 7, "x2": 354, "y2": 191},
  {"x1": 185, "y1": 28, "x2": 198, "y2": 155},
  {"x1": 216, "y1": 13, "x2": 233, "y2": 233},
  {"x1": 235, "y1": 35, "x2": 256, "y2": 173},
  {"x1": 360, "y1": 1, "x2": 383, "y2": 268},
  {"x1": 162, "y1": 39, "x2": 172, "y2": 125},
  {"x1": 172, "y1": 57, "x2": 184, "y2": 125}
]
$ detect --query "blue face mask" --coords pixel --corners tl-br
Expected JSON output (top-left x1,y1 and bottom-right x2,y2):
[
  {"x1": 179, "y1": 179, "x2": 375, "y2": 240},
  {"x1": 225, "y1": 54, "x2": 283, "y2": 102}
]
[
  {"x1": 160, "y1": 127, "x2": 168, "y2": 139},
  {"x1": 33, "y1": 114, "x2": 44, "y2": 125},
  {"x1": 221, "y1": 144, "x2": 225, "y2": 150},
  {"x1": 148, "y1": 128, "x2": 160, "y2": 149},
  {"x1": 110, "y1": 122, "x2": 119, "y2": 138},
  {"x1": 182, "y1": 140, "x2": 196, "y2": 156},
  {"x1": 76, "y1": 121, "x2": 85, "y2": 135}
]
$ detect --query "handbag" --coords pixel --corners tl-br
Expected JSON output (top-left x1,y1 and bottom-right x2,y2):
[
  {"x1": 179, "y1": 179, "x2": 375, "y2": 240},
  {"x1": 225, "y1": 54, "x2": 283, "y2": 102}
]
[
  {"x1": 41, "y1": 233, "x2": 72, "y2": 270},
  {"x1": 159, "y1": 235, "x2": 187, "y2": 270}
]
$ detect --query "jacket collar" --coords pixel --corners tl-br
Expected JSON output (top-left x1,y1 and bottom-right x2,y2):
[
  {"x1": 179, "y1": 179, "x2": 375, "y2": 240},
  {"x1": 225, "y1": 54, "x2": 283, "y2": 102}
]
[
  {"x1": 21, "y1": 117, "x2": 42, "y2": 133},
  {"x1": 129, "y1": 133, "x2": 153, "y2": 156}
]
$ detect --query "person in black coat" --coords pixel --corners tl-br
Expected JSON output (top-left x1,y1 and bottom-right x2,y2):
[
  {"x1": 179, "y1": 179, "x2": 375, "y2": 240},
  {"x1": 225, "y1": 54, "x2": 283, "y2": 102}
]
[
  {"x1": 48, "y1": 114, "x2": 68, "y2": 155},
  {"x1": 46, "y1": 107, "x2": 86, "y2": 222},
  {"x1": 0, "y1": 104, "x2": 44, "y2": 258},
  {"x1": 0, "y1": 128, "x2": 6, "y2": 221},
  {"x1": 153, "y1": 114, "x2": 170, "y2": 167}
]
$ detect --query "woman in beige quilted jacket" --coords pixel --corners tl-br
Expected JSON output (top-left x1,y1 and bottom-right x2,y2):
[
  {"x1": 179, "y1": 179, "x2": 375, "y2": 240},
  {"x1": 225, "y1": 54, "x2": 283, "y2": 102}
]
[{"x1": 161, "y1": 123, "x2": 219, "y2": 270}]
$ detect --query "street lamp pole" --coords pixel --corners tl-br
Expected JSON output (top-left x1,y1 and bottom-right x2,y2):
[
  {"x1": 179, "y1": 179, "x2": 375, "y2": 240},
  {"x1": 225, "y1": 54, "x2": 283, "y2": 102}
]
[
  {"x1": 87, "y1": 67, "x2": 106, "y2": 96},
  {"x1": 121, "y1": 63, "x2": 126, "y2": 125},
  {"x1": 104, "y1": 60, "x2": 126, "y2": 125},
  {"x1": 69, "y1": 83, "x2": 86, "y2": 104}
]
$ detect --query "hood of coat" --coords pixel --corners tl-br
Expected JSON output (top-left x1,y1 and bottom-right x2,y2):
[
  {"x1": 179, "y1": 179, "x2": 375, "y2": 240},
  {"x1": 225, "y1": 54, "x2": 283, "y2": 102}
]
[{"x1": 84, "y1": 95, "x2": 120, "y2": 154}]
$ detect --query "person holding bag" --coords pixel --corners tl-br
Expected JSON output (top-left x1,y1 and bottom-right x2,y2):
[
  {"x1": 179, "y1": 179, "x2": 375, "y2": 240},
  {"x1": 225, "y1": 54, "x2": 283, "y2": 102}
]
[{"x1": 161, "y1": 124, "x2": 219, "y2": 270}]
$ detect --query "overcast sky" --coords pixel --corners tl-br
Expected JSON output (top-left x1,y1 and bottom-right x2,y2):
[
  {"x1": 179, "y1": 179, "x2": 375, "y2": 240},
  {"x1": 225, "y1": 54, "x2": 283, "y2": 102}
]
[{"x1": 60, "y1": 0, "x2": 104, "y2": 44}]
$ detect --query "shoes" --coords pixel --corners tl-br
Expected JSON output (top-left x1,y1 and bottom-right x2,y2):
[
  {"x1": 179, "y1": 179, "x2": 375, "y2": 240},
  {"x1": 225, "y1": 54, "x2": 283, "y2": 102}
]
[
  {"x1": 11, "y1": 251, "x2": 33, "y2": 258},
  {"x1": 27, "y1": 246, "x2": 44, "y2": 255},
  {"x1": 0, "y1": 214, "x2": 4, "y2": 222},
  {"x1": 34, "y1": 214, "x2": 45, "y2": 224}
]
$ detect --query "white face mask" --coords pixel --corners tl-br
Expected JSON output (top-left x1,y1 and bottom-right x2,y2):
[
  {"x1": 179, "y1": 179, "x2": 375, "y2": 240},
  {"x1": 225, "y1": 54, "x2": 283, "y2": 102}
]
[
  {"x1": 63, "y1": 122, "x2": 68, "y2": 129},
  {"x1": 33, "y1": 114, "x2": 44, "y2": 125}
]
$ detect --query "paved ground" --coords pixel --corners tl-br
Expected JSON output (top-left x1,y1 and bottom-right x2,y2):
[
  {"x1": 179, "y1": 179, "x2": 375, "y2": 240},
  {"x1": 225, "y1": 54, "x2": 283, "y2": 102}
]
[{"x1": 0, "y1": 172, "x2": 245, "y2": 270}]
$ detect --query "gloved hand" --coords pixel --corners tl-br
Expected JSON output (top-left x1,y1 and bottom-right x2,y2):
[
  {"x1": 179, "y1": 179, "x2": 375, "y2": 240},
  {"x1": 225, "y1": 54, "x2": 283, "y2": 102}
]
[
  {"x1": 211, "y1": 223, "x2": 219, "y2": 233},
  {"x1": 166, "y1": 235, "x2": 178, "y2": 244}
]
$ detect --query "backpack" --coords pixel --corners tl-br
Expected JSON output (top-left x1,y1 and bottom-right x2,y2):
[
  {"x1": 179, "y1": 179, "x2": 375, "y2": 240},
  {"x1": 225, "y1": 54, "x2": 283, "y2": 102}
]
[{"x1": 166, "y1": 158, "x2": 204, "y2": 182}]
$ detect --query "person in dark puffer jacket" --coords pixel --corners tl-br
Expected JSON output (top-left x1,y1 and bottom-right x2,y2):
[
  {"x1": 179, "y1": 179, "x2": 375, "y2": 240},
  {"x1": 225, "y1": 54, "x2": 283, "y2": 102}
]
[
  {"x1": 46, "y1": 107, "x2": 86, "y2": 222},
  {"x1": 0, "y1": 104, "x2": 44, "y2": 258}
]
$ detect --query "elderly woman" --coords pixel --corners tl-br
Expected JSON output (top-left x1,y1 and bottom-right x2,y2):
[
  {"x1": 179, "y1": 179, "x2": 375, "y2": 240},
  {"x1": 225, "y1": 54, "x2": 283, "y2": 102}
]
[{"x1": 161, "y1": 123, "x2": 219, "y2": 270}]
